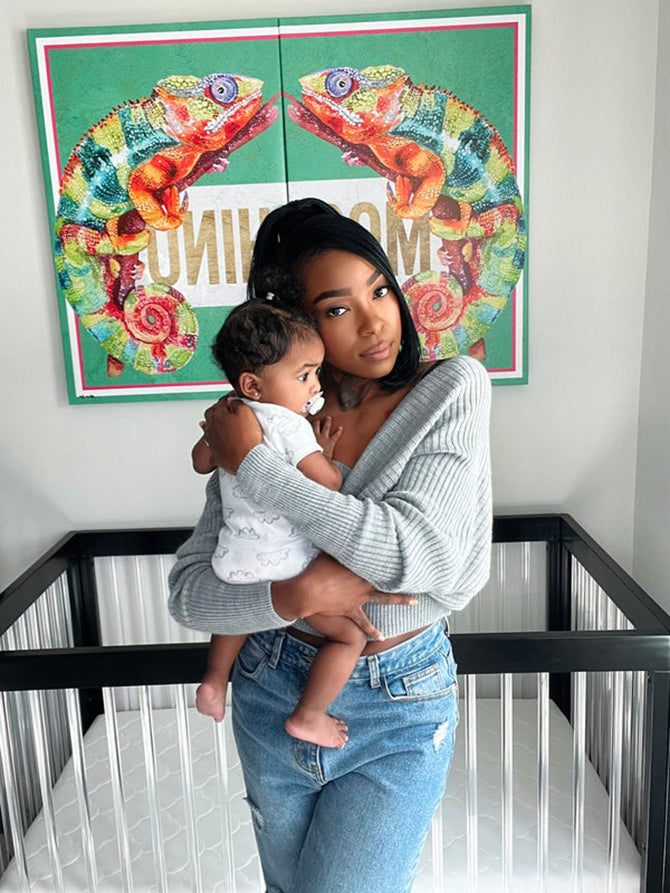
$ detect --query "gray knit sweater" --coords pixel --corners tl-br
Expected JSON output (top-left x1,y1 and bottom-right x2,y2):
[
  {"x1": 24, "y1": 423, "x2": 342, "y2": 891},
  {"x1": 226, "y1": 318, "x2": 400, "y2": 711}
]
[{"x1": 168, "y1": 355, "x2": 492, "y2": 638}]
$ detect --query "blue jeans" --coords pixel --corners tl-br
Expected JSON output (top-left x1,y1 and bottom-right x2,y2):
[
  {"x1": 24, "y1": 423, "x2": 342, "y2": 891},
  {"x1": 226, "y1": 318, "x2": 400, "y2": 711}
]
[{"x1": 231, "y1": 620, "x2": 458, "y2": 893}]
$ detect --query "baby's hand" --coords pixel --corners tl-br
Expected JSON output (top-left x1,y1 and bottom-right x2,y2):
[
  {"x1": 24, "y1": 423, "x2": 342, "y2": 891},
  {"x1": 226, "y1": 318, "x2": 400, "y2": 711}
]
[{"x1": 312, "y1": 416, "x2": 343, "y2": 460}]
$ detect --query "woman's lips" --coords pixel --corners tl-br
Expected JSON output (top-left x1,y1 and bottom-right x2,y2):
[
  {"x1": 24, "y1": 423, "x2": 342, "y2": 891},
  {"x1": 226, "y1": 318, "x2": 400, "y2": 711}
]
[{"x1": 360, "y1": 341, "x2": 392, "y2": 360}]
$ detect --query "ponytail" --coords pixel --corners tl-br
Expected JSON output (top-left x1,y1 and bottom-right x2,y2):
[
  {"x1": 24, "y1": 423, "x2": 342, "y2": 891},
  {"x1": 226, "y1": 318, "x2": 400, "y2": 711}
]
[{"x1": 248, "y1": 198, "x2": 338, "y2": 300}]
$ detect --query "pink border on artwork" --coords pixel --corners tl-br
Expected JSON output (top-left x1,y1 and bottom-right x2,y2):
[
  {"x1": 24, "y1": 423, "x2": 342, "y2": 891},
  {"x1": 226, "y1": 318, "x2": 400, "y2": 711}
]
[{"x1": 45, "y1": 17, "x2": 523, "y2": 392}]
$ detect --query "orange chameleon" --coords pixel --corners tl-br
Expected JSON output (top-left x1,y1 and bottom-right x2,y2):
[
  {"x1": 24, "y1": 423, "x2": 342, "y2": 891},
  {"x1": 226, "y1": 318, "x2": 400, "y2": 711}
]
[
  {"x1": 289, "y1": 65, "x2": 526, "y2": 360},
  {"x1": 55, "y1": 73, "x2": 277, "y2": 375}
]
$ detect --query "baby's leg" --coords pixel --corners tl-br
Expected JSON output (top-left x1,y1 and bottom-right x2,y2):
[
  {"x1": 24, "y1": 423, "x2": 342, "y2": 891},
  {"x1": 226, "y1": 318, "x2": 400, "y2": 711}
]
[
  {"x1": 196, "y1": 633, "x2": 246, "y2": 722},
  {"x1": 285, "y1": 616, "x2": 368, "y2": 749}
]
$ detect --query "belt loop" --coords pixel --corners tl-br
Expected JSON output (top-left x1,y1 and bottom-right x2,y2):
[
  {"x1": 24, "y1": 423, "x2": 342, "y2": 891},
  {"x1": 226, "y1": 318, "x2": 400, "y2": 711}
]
[
  {"x1": 443, "y1": 615, "x2": 451, "y2": 636},
  {"x1": 367, "y1": 654, "x2": 381, "y2": 689},
  {"x1": 268, "y1": 631, "x2": 286, "y2": 669}
]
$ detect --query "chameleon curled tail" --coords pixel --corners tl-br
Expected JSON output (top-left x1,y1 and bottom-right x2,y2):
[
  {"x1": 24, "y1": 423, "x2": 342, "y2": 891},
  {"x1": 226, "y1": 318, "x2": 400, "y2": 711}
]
[
  {"x1": 55, "y1": 72, "x2": 277, "y2": 375},
  {"x1": 55, "y1": 213, "x2": 196, "y2": 374},
  {"x1": 289, "y1": 64, "x2": 526, "y2": 360}
]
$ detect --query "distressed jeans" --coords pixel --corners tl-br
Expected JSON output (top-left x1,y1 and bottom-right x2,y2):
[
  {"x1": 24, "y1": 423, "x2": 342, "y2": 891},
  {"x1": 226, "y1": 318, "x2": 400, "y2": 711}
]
[{"x1": 231, "y1": 620, "x2": 458, "y2": 893}]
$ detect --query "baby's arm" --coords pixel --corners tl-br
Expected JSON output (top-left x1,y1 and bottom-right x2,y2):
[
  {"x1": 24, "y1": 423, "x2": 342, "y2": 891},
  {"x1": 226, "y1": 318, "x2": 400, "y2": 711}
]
[
  {"x1": 297, "y1": 416, "x2": 343, "y2": 491},
  {"x1": 192, "y1": 435, "x2": 217, "y2": 475},
  {"x1": 193, "y1": 393, "x2": 242, "y2": 475}
]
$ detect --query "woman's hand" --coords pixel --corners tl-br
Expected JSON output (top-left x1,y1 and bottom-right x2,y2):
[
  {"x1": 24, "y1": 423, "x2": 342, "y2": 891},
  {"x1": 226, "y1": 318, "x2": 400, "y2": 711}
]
[
  {"x1": 272, "y1": 553, "x2": 417, "y2": 639},
  {"x1": 201, "y1": 395, "x2": 263, "y2": 474}
]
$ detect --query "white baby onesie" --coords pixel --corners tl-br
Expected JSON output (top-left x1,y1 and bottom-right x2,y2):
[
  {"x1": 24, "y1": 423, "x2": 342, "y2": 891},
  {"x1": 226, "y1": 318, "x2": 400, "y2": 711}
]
[{"x1": 212, "y1": 400, "x2": 322, "y2": 583}]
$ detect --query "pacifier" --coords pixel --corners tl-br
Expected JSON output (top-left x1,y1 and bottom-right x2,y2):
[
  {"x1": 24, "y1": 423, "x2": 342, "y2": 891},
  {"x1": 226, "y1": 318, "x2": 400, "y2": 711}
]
[{"x1": 303, "y1": 392, "x2": 325, "y2": 415}]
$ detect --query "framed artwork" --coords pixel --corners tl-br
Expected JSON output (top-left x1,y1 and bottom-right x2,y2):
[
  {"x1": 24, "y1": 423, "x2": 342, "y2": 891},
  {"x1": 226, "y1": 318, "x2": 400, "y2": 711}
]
[{"x1": 28, "y1": 6, "x2": 530, "y2": 403}]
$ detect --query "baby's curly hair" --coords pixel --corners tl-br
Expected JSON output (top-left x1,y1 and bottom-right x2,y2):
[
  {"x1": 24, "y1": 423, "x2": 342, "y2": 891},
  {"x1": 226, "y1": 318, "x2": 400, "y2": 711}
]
[{"x1": 212, "y1": 272, "x2": 319, "y2": 390}]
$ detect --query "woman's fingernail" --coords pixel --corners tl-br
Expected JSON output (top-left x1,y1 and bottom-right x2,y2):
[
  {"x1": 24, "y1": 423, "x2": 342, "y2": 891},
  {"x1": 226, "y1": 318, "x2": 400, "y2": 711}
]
[{"x1": 409, "y1": 598, "x2": 418, "y2": 605}]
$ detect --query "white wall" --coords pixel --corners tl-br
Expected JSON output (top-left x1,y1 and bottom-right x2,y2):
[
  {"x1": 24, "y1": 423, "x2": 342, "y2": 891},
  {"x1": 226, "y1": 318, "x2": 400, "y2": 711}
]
[
  {"x1": 0, "y1": 0, "x2": 660, "y2": 592},
  {"x1": 634, "y1": 0, "x2": 670, "y2": 614}
]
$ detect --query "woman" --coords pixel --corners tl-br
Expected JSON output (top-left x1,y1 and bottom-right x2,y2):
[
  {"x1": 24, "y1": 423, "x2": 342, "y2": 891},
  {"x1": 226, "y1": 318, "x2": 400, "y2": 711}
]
[{"x1": 168, "y1": 198, "x2": 492, "y2": 893}]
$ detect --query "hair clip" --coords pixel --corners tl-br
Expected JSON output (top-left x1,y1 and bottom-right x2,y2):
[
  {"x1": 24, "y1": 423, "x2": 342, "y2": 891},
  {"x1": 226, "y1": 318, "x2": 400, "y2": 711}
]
[{"x1": 266, "y1": 291, "x2": 275, "y2": 301}]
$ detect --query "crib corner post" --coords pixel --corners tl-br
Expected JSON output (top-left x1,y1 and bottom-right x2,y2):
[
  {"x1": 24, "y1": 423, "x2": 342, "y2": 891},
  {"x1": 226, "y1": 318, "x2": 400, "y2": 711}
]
[
  {"x1": 641, "y1": 671, "x2": 670, "y2": 893},
  {"x1": 546, "y1": 529, "x2": 572, "y2": 721},
  {"x1": 66, "y1": 554, "x2": 103, "y2": 734}
]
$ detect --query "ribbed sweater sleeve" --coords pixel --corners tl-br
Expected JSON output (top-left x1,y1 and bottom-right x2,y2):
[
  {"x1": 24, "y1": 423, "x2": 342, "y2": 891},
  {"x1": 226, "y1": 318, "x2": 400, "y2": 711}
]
[
  {"x1": 167, "y1": 473, "x2": 290, "y2": 634},
  {"x1": 236, "y1": 356, "x2": 492, "y2": 611}
]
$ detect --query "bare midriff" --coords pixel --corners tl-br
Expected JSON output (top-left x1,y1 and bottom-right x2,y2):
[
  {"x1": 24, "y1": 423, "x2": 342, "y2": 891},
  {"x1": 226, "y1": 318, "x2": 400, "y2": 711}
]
[{"x1": 286, "y1": 624, "x2": 431, "y2": 655}]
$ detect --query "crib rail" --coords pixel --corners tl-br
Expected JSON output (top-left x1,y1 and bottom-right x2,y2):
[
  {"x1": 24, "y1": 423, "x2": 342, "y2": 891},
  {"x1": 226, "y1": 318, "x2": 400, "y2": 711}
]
[
  {"x1": 1, "y1": 629, "x2": 669, "y2": 688},
  {"x1": 1, "y1": 514, "x2": 669, "y2": 893}
]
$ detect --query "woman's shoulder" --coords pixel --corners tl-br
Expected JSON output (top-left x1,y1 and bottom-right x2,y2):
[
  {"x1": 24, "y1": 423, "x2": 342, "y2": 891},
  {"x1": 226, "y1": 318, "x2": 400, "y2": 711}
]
[
  {"x1": 415, "y1": 355, "x2": 491, "y2": 401},
  {"x1": 379, "y1": 356, "x2": 489, "y2": 445},
  {"x1": 409, "y1": 357, "x2": 491, "y2": 451}
]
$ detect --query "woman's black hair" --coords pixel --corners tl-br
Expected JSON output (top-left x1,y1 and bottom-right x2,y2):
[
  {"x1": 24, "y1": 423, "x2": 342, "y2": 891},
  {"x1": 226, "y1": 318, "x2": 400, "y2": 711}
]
[{"x1": 247, "y1": 199, "x2": 421, "y2": 390}]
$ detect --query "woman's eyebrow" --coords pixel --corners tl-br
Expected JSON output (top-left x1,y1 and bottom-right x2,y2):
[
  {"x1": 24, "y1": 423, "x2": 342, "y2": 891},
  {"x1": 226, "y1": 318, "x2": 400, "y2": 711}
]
[
  {"x1": 312, "y1": 287, "x2": 351, "y2": 304},
  {"x1": 311, "y1": 270, "x2": 383, "y2": 304}
]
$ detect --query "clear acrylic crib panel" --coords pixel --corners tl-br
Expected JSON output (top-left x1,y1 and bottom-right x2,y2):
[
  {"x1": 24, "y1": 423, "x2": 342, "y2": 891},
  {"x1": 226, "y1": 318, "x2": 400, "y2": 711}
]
[
  {"x1": 94, "y1": 542, "x2": 548, "y2": 646},
  {"x1": 93, "y1": 542, "x2": 549, "y2": 706},
  {"x1": 0, "y1": 678, "x2": 641, "y2": 893},
  {"x1": 450, "y1": 541, "x2": 547, "y2": 699},
  {"x1": 0, "y1": 577, "x2": 74, "y2": 877},
  {"x1": 452, "y1": 541, "x2": 548, "y2": 633},
  {"x1": 94, "y1": 554, "x2": 204, "y2": 710},
  {"x1": 571, "y1": 557, "x2": 647, "y2": 852}
]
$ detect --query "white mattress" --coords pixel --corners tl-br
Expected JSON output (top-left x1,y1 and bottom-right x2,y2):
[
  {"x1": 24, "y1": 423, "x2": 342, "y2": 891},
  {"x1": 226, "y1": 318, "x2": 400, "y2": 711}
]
[{"x1": 0, "y1": 699, "x2": 640, "y2": 892}]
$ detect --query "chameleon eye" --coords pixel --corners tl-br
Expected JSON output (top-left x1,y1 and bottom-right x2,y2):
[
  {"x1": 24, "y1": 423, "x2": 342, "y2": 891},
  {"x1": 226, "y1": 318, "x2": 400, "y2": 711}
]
[
  {"x1": 325, "y1": 69, "x2": 355, "y2": 99},
  {"x1": 208, "y1": 75, "x2": 238, "y2": 105}
]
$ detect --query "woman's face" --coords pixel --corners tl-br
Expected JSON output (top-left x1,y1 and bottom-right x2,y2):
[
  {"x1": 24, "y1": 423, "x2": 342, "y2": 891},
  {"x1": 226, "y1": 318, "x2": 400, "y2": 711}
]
[{"x1": 299, "y1": 250, "x2": 402, "y2": 380}]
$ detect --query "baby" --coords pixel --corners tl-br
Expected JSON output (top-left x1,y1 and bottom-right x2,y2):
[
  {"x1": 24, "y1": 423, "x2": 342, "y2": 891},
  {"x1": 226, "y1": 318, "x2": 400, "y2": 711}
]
[{"x1": 192, "y1": 296, "x2": 370, "y2": 748}]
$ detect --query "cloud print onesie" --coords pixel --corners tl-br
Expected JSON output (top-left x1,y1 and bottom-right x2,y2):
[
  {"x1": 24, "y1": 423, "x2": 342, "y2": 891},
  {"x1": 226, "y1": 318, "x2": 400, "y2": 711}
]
[{"x1": 211, "y1": 400, "x2": 322, "y2": 584}]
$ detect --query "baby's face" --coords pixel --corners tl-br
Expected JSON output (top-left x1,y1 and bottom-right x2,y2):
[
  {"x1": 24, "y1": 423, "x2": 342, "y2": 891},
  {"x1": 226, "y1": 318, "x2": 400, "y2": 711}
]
[{"x1": 255, "y1": 333, "x2": 325, "y2": 414}]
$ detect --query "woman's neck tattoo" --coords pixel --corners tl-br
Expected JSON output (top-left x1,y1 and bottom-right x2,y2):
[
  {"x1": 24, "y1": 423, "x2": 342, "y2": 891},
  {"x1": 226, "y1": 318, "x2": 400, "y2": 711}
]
[{"x1": 337, "y1": 374, "x2": 374, "y2": 411}]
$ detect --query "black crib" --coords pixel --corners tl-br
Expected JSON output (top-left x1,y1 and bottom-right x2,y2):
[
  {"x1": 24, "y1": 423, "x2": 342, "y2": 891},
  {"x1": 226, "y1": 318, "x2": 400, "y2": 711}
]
[{"x1": 0, "y1": 514, "x2": 668, "y2": 891}]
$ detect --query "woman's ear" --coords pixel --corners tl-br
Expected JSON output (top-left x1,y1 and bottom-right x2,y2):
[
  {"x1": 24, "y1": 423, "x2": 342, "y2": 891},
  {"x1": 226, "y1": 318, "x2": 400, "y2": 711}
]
[{"x1": 238, "y1": 372, "x2": 262, "y2": 400}]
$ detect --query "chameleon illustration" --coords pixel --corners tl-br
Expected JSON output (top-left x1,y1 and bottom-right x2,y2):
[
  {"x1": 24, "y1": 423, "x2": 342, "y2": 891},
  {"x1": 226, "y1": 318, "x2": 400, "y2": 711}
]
[
  {"x1": 288, "y1": 65, "x2": 526, "y2": 360},
  {"x1": 55, "y1": 72, "x2": 277, "y2": 376}
]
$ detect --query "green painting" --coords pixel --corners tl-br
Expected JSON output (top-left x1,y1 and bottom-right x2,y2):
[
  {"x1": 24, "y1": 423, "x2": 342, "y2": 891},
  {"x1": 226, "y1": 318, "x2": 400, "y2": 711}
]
[{"x1": 28, "y1": 8, "x2": 529, "y2": 402}]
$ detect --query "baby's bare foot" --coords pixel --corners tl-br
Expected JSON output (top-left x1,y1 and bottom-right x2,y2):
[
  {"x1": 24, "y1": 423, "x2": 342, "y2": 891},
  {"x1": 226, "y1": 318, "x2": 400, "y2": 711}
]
[
  {"x1": 196, "y1": 678, "x2": 227, "y2": 722},
  {"x1": 285, "y1": 709, "x2": 349, "y2": 749}
]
